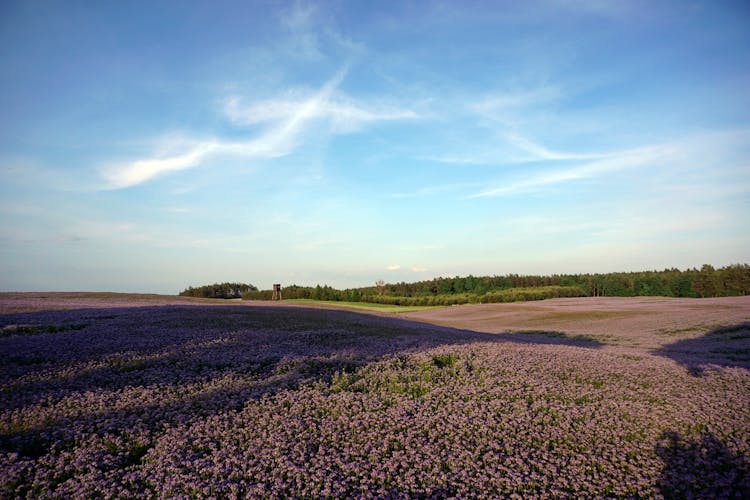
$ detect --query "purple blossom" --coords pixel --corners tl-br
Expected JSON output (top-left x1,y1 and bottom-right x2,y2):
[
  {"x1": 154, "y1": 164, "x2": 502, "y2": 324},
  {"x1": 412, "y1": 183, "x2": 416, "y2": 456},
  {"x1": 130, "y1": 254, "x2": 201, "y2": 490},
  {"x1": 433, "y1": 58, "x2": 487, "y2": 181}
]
[{"x1": 1, "y1": 296, "x2": 748, "y2": 498}]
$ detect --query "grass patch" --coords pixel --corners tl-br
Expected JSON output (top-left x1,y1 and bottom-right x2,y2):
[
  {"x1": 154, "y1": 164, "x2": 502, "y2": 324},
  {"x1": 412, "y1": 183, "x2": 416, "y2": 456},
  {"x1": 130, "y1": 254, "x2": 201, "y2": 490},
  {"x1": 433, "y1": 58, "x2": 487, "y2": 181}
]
[
  {"x1": 432, "y1": 353, "x2": 458, "y2": 369},
  {"x1": 329, "y1": 353, "x2": 471, "y2": 398},
  {"x1": 657, "y1": 326, "x2": 706, "y2": 337},
  {"x1": 283, "y1": 299, "x2": 442, "y2": 313},
  {"x1": 126, "y1": 442, "x2": 152, "y2": 465},
  {"x1": 0, "y1": 323, "x2": 88, "y2": 338}
]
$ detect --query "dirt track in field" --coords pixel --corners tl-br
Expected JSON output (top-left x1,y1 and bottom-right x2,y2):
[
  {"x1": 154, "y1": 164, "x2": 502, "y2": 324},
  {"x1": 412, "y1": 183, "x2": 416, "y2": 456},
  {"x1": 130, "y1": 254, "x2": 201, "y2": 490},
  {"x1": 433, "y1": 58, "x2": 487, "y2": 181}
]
[{"x1": 401, "y1": 296, "x2": 750, "y2": 349}]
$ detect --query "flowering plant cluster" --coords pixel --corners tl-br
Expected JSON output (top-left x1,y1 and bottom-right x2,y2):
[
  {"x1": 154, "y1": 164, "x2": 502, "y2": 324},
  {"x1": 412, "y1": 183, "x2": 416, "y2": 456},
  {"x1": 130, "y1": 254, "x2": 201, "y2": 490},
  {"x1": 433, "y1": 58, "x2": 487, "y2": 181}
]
[{"x1": 1, "y1": 303, "x2": 748, "y2": 498}]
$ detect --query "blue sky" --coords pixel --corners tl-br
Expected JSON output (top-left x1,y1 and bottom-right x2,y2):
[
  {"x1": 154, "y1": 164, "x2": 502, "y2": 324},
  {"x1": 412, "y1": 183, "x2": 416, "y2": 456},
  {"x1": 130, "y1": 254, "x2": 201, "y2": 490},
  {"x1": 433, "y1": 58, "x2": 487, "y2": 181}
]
[{"x1": 1, "y1": 0, "x2": 749, "y2": 293}]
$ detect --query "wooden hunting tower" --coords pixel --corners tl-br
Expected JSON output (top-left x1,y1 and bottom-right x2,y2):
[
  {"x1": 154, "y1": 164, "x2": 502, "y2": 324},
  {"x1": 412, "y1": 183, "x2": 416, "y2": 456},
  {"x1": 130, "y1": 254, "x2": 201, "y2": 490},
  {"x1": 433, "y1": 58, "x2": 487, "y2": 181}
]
[{"x1": 272, "y1": 284, "x2": 282, "y2": 301}]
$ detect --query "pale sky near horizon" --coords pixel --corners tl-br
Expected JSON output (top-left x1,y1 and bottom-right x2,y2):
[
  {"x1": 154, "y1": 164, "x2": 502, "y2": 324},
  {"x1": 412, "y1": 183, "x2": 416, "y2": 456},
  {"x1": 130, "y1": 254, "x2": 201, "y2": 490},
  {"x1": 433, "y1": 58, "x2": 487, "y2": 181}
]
[{"x1": 1, "y1": 1, "x2": 749, "y2": 293}]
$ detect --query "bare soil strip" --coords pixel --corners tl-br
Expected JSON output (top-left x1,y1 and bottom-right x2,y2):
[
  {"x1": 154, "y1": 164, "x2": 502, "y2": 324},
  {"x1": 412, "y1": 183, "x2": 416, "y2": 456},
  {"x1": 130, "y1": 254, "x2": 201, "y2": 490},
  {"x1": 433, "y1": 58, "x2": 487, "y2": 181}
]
[{"x1": 401, "y1": 296, "x2": 750, "y2": 349}]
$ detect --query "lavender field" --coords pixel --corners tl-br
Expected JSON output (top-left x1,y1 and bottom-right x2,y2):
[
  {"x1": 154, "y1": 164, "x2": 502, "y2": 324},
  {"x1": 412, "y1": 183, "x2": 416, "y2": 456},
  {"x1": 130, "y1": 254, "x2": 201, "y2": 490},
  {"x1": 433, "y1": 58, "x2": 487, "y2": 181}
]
[{"x1": 1, "y1": 295, "x2": 749, "y2": 498}]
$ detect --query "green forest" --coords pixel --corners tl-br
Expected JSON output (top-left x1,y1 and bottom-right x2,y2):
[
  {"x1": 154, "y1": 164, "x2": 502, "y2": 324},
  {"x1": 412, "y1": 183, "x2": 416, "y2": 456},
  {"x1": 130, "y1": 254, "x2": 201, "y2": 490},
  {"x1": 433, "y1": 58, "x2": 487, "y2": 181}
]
[
  {"x1": 240, "y1": 264, "x2": 750, "y2": 306},
  {"x1": 179, "y1": 282, "x2": 258, "y2": 299}
]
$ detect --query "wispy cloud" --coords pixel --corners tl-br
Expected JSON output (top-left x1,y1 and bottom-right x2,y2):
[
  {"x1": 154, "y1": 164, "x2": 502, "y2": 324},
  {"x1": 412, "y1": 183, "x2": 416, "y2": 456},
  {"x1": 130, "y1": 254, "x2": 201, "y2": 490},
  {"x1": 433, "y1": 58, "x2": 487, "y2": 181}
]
[
  {"x1": 471, "y1": 143, "x2": 674, "y2": 198},
  {"x1": 100, "y1": 69, "x2": 342, "y2": 189},
  {"x1": 500, "y1": 131, "x2": 605, "y2": 161},
  {"x1": 222, "y1": 67, "x2": 348, "y2": 156},
  {"x1": 102, "y1": 141, "x2": 220, "y2": 189},
  {"x1": 386, "y1": 264, "x2": 401, "y2": 270},
  {"x1": 426, "y1": 155, "x2": 491, "y2": 165},
  {"x1": 391, "y1": 182, "x2": 477, "y2": 199},
  {"x1": 276, "y1": 0, "x2": 365, "y2": 60},
  {"x1": 461, "y1": 85, "x2": 615, "y2": 165},
  {"x1": 411, "y1": 266, "x2": 428, "y2": 273},
  {"x1": 470, "y1": 86, "x2": 563, "y2": 118},
  {"x1": 224, "y1": 93, "x2": 417, "y2": 132},
  {"x1": 425, "y1": 134, "x2": 603, "y2": 166},
  {"x1": 278, "y1": 1, "x2": 323, "y2": 59},
  {"x1": 101, "y1": 68, "x2": 418, "y2": 189}
]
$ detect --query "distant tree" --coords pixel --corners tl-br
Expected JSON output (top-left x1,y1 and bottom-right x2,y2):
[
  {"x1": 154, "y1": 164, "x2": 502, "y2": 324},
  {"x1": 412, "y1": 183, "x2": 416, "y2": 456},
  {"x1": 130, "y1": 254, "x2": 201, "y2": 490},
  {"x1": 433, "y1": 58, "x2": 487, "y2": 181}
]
[
  {"x1": 603, "y1": 274, "x2": 632, "y2": 297},
  {"x1": 179, "y1": 282, "x2": 257, "y2": 299},
  {"x1": 670, "y1": 271, "x2": 696, "y2": 297},
  {"x1": 437, "y1": 278, "x2": 454, "y2": 294},
  {"x1": 693, "y1": 265, "x2": 719, "y2": 298},
  {"x1": 721, "y1": 263, "x2": 750, "y2": 295},
  {"x1": 240, "y1": 264, "x2": 748, "y2": 302}
]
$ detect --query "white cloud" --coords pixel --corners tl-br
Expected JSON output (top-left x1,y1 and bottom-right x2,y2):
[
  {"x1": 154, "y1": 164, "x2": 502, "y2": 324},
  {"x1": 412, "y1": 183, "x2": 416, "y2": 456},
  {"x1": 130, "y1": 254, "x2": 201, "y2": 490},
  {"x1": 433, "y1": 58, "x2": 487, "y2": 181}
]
[
  {"x1": 101, "y1": 69, "x2": 344, "y2": 189},
  {"x1": 471, "y1": 143, "x2": 674, "y2": 198},
  {"x1": 275, "y1": 1, "x2": 364, "y2": 61},
  {"x1": 386, "y1": 264, "x2": 401, "y2": 270},
  {"x1": 471, "y1": 86, "x2": 563, "y2": 117},
  {"x1": 102, "y1": 141, "x2": 219, "y2": 189},
  {"x1": 426, "y1": 131, "x2": 605, "y2": 166},
  {"x1": 101, "y1": 67, "x2": 418, "y2": 190},
  {"x1": 469, "y1": 129, "x2": 750, "y2": 199},
  {"x1": 411, "y1": 266, "x2": 428, "y2": 272},
  {"x1": 500, "y1": 131, "x2": 605, "y2": 161},
  {"x1": 224, "y1": 93, "x2": 417, "y2": 133}
]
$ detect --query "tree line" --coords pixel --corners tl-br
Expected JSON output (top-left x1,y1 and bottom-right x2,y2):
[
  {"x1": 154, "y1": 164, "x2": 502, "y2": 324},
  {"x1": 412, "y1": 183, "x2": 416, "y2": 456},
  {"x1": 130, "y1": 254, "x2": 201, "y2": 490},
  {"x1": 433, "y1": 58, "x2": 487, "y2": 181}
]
[
  {"x1": 241, "y1": 263, "x2": 750, "y2": 305},
  {"x1": 364, "y1": 264, "x2": 750, "y2": 298},
  {"x1": 179, "y1": 282, "x2": 258, "y2": 299}
]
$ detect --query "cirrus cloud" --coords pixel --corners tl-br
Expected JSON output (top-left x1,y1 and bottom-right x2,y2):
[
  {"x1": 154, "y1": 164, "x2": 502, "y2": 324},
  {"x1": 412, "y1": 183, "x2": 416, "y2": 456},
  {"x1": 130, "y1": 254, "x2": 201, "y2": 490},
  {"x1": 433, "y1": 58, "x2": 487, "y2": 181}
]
[{"x1": 100, "y1": 68, "x2": 418, "y2": 190}]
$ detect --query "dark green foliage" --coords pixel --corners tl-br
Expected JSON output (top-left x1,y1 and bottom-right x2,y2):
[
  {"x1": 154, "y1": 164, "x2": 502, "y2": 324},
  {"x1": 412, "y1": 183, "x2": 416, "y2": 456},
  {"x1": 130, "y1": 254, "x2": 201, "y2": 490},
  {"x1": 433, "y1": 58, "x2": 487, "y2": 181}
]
[
  {"x1": 432, "y1": 353, "x2": 458, "y2": 369},
  {"x1": 126, "y1": 442, "x2": 151, "y2": 466},
  {"x1": 242, "y1": 264, "x2": 750, "y2": 304},
  {"x1": 242, "y1": 289, "x2": 274, "y2": 300},
  {"x1": 179, "y1": 282, "x2": 257, "y2": 299},
  {"x1": 722, "y1": 264, "x2": 750, "y2": 295},
  {"x1": 243, "y1": 284, "x2": 366, "y2": 301},
  {"x1": 693, "y1": 264, "x2": 719, "y2": 298}
]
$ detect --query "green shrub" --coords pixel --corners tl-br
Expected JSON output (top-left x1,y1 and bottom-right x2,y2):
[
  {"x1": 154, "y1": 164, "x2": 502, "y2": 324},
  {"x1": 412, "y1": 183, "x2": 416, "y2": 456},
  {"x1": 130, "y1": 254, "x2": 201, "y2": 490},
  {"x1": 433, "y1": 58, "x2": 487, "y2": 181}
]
[{"x1": 432, "y1": 353, "x2": 458, "y2": 369}]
